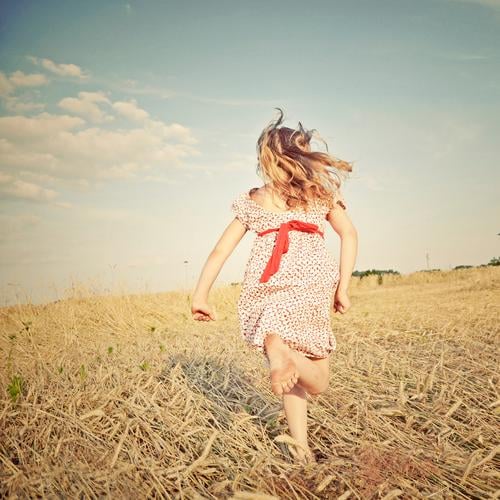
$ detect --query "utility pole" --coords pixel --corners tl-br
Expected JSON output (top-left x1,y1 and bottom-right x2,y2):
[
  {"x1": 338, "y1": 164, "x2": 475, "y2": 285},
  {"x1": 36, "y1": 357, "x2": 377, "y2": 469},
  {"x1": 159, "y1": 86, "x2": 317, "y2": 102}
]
[
  {"x1": 426, "y1": 252, "x2": 430, "y2": 270},
  {"x1": 183, "y1": 260, "x2": 189, "y2": 292}
]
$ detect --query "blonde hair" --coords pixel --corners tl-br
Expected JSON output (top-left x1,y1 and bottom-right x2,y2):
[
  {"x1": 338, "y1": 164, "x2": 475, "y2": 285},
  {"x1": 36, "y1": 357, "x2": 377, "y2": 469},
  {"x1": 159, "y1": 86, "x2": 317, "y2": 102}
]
[{"x1": 256, "y1": 107, "x2": 353, "y2": 211}]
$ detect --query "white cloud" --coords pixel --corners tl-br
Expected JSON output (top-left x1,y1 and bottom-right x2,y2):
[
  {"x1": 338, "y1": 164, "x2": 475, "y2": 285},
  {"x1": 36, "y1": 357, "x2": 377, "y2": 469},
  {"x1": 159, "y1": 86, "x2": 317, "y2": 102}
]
[
  {"x1": 0, "y1": 138, "x2": 58, "y2": 169},
  {"x1": 18, "y1": 170, "x2": 90, "y2": 191},
  {"x1": 0, "y1": 72, "x2": 14, "y2": 95},
  {"x1": 0, "y1": 108, "x2": 198, "y2": 187},
  {"x1": 0, "y1": 70, "x2": 48, "y2": 111},
  {"x1": 9, "y1": 71, "x2": 48, "y2": 87},
  {"x1": 58, "y1": 91, "x2": 114, "y2": 123},
  {"x1": 0, "y1": 69, "x2": 199, "y2": 200},
  {"x1": 144, "y1": 120, "x2": 198, "y2": 144},
  {"x1": 3, "y1": 96, "x2": 45, "y2": 113},
  {"x1": 27, "y1": 56, "x2": 89, "y2": 79},
  {"x1": 0, "y1": 113, "x2": 85, "y2": 139},
  {"x1": 112, "y1": 99, "x2": 150, "y2": 122},
  {"x1": 0, "y1": 173, "x2": 59, "y2": 203}
]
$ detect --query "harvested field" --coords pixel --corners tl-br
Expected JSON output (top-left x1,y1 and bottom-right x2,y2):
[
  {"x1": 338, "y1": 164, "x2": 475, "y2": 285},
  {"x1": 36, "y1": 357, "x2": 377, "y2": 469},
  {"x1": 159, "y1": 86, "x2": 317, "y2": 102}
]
[{"x1": 1, "y1": 266, "x2": 499, "y2": 498}]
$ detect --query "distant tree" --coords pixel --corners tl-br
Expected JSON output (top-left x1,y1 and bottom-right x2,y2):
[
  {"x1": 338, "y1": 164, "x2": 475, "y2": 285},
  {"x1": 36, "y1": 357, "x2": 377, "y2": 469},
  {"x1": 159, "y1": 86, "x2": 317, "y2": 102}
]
[
  {"x1": 488, "y1": 256, "x2": 500, "y2": 266},
  {"x1": 453, "y1": 265, "x2": 473, "y2": 270},
  {"x1": 352, "y1": 269, "x2": 400, "y2": 279}
]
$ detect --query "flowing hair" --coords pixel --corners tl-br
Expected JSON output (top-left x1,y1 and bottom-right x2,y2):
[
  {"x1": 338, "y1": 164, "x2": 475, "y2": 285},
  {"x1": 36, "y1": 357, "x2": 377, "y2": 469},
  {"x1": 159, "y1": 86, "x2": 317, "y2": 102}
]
[{"x1": 255, "y1": 107, "x2": 353, "y2": 212}]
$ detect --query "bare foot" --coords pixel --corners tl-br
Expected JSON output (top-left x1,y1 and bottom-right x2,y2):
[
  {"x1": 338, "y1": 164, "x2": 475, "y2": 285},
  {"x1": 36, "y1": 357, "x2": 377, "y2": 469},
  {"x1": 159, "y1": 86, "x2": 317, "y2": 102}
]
[
  {"x1": 290, "y1": 445, "x2": 317, "y2": 465},
  {"x1": 264, "y1": 334, "x2": 299, "y2": 396}
]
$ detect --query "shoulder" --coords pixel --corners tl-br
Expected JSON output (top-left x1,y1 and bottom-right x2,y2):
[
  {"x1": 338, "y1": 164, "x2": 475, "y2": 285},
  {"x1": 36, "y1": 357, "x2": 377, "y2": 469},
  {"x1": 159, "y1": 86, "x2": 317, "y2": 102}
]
[
  {"x1": 248, "y1": 186, "x2": 263, "y2": 202},
  {"x1": 231, "y1": 187, "x2": 262, "y2": 211},
  {"x1": 232, "y1": 187, "x2": 256, "y2": 204},
  {"x1": 232, "y1": 186, "x2": 264, "y2": 207}
]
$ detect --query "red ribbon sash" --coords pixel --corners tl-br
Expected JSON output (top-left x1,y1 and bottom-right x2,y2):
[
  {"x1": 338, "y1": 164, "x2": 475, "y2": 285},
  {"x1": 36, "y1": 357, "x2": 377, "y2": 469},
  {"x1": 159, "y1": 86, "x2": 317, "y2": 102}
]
[{"x1": 256, "y1": 220, "x2": 324, "y2": 283}]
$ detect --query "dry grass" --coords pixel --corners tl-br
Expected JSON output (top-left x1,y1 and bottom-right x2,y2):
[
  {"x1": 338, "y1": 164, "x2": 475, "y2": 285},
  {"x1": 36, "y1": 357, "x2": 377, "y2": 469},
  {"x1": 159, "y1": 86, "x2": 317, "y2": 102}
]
[{"x1": 0, "y1": 266, "x2": 499, "y2": 499}]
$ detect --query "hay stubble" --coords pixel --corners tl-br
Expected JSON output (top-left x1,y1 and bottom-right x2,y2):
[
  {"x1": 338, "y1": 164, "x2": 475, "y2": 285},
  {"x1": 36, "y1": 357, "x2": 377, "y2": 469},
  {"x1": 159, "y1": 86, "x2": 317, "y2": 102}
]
[{"x1": 0, "y1": 267, "x2": 499, "y2": 498}]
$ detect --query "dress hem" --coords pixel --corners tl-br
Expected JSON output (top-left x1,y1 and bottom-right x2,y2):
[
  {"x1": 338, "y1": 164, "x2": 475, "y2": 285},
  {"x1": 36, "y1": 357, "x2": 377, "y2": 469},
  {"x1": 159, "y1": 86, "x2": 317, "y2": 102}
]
[{"x1": 243, "y1": 335, "x2": 336, "y2": 361}]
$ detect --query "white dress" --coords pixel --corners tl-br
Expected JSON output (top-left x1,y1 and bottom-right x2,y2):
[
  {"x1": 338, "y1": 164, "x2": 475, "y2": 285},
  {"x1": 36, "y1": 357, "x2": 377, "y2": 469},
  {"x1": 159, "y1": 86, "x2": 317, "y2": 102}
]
[{"x1": 230, "y1": 187, "x2": 347, "y2": 359}]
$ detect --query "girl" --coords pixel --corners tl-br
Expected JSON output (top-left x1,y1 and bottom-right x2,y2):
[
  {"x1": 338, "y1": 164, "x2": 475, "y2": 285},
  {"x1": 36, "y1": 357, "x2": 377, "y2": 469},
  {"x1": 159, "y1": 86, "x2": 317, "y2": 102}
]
[{"x1": 191, "y1": 108, "x2": 358, "y2": 464}]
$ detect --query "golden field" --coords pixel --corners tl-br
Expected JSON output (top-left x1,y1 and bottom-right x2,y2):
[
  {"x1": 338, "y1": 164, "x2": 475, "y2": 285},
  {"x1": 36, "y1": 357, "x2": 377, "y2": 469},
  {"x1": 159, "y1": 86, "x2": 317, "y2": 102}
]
[{"x1": 0, "y1": 266, "x2": 499, "y2": 499}]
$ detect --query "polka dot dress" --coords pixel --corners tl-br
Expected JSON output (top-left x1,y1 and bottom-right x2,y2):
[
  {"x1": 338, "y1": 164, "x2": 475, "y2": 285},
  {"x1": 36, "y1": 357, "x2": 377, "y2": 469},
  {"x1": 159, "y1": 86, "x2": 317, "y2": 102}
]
[{"x1": 230, "y1": 187, "x2": 347, "y2": 359}]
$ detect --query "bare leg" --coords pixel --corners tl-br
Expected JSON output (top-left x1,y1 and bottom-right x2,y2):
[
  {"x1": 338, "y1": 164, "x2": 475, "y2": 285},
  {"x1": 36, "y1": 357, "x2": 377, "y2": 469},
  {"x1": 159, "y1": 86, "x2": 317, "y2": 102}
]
[
  {"x1": 264, "y1": 334, "x2": 330, "y2": 396},
  {"x1": 282, "y1": 383, "x2": 314, "y2": 462},
  {"x1": 288, "y1": 352, "x2": 330, "y2": 396},
  {"x1": 264, "y1": 333, "x2": 299, "y2": 396},
  {"x1": 264, "y1": 333, "x2": 330, "y2": 394},
  {"x1": 265, "y1": 334, "x2": 330, "y2": 464}
]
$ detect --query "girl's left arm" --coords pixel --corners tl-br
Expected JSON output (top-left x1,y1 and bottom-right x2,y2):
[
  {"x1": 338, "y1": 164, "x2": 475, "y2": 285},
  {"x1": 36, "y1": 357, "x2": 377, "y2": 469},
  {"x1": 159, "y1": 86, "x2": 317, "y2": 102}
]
[
  {"x1": 326, "y1": 204, "x2": 358, "y2": 314},
  {"x1": 191, "y1": 218, "x2": 247, "y2": 321}
]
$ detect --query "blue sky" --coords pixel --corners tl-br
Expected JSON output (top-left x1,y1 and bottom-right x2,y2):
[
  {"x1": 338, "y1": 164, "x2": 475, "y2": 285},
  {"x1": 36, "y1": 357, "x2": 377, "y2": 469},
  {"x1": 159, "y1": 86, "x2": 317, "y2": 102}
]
[{"x1": 0, "y1": 0, "x2": 499, "y2": 305}]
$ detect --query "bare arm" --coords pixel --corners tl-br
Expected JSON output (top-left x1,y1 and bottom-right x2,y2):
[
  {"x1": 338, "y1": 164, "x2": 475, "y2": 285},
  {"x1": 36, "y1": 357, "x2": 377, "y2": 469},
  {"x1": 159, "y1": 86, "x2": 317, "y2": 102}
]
[
  {"x1": 191, "y1": 218, "x2": 247, "y2": 317},
  {"x1": 326, "y1": 204, "x2": 358, "y2": 293}
]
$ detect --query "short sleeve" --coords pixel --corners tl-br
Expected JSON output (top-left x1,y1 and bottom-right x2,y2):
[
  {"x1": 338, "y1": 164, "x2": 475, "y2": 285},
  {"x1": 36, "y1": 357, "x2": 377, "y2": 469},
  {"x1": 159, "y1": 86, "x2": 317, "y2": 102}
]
[
  {"x1": 324, "y1": 189, "x2": 347, "y2": 219},
  {"x1": 230, "y1": 194, "x2": 251, "y2": 230},
  {"x1": 333, "y1": 189, "x2": 347, "y2": 210}
]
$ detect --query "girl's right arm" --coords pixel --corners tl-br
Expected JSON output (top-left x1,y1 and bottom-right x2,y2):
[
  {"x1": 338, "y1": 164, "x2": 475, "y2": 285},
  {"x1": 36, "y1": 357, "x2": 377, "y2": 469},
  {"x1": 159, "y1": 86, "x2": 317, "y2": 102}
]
[{"x1": 191, "y1": 218, "x2": 247, "y2": 321}]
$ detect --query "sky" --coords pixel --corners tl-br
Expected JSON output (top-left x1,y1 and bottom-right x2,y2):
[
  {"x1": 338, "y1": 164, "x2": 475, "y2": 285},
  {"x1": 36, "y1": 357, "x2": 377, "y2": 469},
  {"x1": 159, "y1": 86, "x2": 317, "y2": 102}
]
[{"x1": 0, "y1": 0, "x2": 499, "y2": 306}]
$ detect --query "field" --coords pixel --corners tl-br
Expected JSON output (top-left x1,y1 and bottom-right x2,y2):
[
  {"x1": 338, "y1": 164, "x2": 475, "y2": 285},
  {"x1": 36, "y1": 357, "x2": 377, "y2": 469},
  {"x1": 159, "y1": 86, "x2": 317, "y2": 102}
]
[{"x1": 0, "y1": 266, "x2": 499, "y2": 499}]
